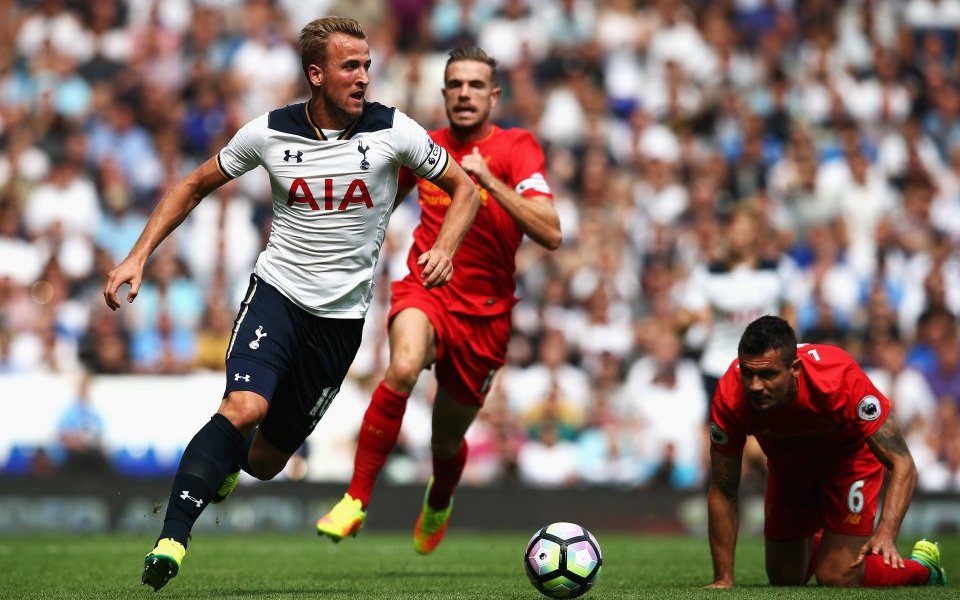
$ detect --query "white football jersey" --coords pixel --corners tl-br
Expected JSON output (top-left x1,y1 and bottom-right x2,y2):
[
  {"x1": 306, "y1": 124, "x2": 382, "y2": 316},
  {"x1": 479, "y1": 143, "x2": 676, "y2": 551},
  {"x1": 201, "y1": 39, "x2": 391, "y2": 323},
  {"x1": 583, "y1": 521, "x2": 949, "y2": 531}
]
[
  {"x1": 217, "y1": 101, "x2": 449, "y2": 318},
  {"x1": 682, "y1": 259, "x2": 793, "y2": 377}
]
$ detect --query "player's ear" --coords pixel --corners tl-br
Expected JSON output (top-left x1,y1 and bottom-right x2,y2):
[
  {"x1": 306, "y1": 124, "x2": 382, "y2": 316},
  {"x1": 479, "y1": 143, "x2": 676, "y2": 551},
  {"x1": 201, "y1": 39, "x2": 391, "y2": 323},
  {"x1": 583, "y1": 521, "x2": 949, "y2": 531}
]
[
  {"x1": 307, "y1": 64, "x2": 323, "y2": 87},
  {"x1": 490, "y1": 86, "x2": 502, "y2": 109},
  {"x1": 790, "y1": 358, "x2": 801, "y2": 376}
]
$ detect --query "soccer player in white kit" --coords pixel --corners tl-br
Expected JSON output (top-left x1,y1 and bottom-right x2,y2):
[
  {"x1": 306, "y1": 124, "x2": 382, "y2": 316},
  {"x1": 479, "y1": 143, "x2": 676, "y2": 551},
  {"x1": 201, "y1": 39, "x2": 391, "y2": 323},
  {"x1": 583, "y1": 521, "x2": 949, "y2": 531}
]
[{"x1": 102, "y1": 17, "x2": 479, "y2": 591}]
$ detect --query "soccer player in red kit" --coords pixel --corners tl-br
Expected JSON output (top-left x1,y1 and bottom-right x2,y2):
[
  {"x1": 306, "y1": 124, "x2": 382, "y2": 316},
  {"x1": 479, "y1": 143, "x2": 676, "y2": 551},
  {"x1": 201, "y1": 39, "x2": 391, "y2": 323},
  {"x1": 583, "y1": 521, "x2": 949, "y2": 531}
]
[
  {"x1": 316, "y1": 46, "x2": 561, "y2": 553},
  {"x1": 707, "y1": 315, "x2": 946, "y2": 588}
]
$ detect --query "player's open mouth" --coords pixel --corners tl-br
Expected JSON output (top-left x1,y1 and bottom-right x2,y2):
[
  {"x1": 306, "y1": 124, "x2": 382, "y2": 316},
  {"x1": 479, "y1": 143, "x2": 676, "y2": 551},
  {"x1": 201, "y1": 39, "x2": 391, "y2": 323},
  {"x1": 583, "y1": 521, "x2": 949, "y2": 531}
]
[
  {"x1": 350, "y1": 92, "x2": 364, "y2": 102},
  {"x1": 453, "y1": 106, "x2": 475, "y2": 114}
]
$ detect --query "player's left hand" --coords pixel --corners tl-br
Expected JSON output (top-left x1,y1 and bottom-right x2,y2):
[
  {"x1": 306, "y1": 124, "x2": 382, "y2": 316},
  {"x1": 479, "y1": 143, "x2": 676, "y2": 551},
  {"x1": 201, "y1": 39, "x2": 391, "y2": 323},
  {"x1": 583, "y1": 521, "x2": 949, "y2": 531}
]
[
  {"x1": 459, "y1": 147, "x2": 491, "y2": 187},
  {"x1": 851, "y1": 531, "x2": 904, "y2": 569},
  {"x1": 417, "y1": 247, "x2": 454, "y2": 289}
]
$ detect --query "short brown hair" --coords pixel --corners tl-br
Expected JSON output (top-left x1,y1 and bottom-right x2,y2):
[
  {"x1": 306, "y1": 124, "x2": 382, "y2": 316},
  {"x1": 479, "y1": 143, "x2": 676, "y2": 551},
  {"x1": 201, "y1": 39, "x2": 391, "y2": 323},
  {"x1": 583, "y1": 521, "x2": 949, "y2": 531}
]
[
  {"x1": 445, "y1": 46, "x2": 498, "y2": 85},
  {"x1": 299, "y1": 16, "x2": 366, "y2": 75}
]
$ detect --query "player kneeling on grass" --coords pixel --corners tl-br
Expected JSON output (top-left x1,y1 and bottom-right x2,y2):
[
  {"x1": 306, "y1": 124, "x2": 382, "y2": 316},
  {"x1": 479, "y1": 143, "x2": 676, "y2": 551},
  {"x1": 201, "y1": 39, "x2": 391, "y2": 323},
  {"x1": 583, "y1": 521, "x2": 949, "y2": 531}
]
[{"x1": 706, "y1": 315, "x2": 946, "y2": 588}]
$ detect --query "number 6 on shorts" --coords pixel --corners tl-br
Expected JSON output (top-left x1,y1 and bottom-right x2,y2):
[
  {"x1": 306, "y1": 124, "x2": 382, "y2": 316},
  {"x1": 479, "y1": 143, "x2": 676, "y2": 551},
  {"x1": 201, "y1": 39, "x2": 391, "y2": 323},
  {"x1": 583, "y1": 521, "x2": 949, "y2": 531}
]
[{"x1": 847, "y1": 479, "x2": 865, "y2": 514}]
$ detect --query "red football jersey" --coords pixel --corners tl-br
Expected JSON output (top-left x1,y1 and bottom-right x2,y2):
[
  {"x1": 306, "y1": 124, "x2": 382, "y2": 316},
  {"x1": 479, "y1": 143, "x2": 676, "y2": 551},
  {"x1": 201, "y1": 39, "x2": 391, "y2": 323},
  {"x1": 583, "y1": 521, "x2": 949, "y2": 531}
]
[
  {"x1": 398, "y1": 126, "x2": 552, "y2": 316},
  {"x1": 709, "y1": 344, "x2": 891, "y2": 471}
]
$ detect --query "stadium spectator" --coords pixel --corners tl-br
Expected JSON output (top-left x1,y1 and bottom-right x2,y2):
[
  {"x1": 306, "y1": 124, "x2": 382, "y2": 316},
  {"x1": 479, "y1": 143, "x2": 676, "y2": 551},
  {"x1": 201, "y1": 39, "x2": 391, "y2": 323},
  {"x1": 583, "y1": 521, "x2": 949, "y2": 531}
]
[
  {"x1": 619, "y1": 324, "x2": 707, "y2": 489},
  {"x1": 193, "y1": 300, "x2": 234, "y2": 373},
  {"x1": 501, "y1": 328, "x2": 590, "y2": 430},
  {"x1": 922, "y1": 328, "x2": 960, "y2": 407},
  {"x1": 85, "y1": 93, "x2": 163, "y2": 205},
  {"x1": 575, "y1": 394, "x2": 645, "y2": 488},
  {"x1": 79, "y1": 304, "x2": 131, "y2": 375},
  {"x1": 866, "y1": 333, "x2": 937, "y2": 431},
  {"x1": 678, "y1": 205, "x2": 794, "y2": 403},
  {"x1": 56, "y1": 373, "x2": 111, "y2": 475},
  {"x1": 517, "y1": 417, "x2": 579, "y2": 489}
]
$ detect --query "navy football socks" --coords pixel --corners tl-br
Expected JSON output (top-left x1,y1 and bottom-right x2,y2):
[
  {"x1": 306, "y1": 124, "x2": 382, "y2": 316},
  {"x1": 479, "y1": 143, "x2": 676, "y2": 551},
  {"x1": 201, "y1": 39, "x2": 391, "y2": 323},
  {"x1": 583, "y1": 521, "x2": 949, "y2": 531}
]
[
  {"x1": 159, "y1": 414, "x2": 245, "y2": 546},
  {"x1": 229, "y1": 430, "x2": 256, "y2": 477}
]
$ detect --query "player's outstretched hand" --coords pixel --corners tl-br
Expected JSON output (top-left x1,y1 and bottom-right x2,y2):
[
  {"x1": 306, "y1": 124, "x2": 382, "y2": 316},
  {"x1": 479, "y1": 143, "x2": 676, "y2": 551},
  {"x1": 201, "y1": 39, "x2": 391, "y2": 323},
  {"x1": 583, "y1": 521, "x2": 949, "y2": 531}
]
[
  {"x1": 851, "y1": 531, "x2": 904, "y2": 569},
  {"x1": 417, "y1": 247, "x2": 453, "y2": 289},
  {"x1": 103, "y1": 257, "x2": 145, "y2": 310}
]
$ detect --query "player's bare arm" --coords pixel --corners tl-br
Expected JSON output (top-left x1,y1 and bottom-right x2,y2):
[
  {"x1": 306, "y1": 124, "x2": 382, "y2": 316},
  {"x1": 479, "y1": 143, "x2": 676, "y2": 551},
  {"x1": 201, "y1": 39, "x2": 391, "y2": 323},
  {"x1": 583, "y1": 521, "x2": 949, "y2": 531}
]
[
  {"x1": 392, "y1": 181, "x2": 415, "y2": 213},
  {"x1": 852, "y1": 414, "x2": 917, "y2": 570},
  {"x1": 459, "y1": 147, "x2": 561, "y2": 249},
  {"x1": 103, "y1": 157, "x2": 229, "y2": 310},
  {"x1": 707, "y1": 447, "x2": 743, "y2": 588},
  {"x1": 418, "y1": 160, "x2": 479, "y2": 289}
]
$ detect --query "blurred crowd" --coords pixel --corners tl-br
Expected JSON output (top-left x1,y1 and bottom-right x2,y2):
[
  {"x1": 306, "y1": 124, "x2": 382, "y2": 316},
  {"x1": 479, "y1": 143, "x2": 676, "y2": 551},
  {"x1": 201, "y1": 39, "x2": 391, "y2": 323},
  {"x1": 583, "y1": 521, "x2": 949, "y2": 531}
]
[{"x1": 1, "y1": 0, "x2": 960, "y2": 494}]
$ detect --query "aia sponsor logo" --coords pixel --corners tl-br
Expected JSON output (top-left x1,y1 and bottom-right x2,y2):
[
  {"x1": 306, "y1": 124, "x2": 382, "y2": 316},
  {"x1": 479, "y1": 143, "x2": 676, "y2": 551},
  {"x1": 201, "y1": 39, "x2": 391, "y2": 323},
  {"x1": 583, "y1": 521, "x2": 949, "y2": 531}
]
[{"x1": 287, "y1": 178, "x2": 373, "y2": 211}]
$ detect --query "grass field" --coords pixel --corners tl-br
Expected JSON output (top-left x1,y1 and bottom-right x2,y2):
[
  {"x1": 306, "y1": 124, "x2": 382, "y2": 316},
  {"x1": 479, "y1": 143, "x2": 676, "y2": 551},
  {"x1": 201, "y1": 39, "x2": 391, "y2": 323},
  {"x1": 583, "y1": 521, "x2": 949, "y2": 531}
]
[{"x1": 0, "y1": 532, "x2": 955, "y2": 599}]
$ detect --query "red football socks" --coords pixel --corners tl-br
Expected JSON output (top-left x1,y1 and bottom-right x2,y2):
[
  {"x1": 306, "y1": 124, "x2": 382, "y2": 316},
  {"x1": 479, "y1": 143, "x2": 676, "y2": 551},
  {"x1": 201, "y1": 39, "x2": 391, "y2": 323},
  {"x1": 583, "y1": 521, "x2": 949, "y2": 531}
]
[
  {"x1": 861, "y1": 555, "x2": 930, "y2": 587},
  {"x1": 427, "y1": 440, "x2": 468, "y2": 510},
  {"x1": 347, "y1": 381, "x2": 409, "y2": 508}
]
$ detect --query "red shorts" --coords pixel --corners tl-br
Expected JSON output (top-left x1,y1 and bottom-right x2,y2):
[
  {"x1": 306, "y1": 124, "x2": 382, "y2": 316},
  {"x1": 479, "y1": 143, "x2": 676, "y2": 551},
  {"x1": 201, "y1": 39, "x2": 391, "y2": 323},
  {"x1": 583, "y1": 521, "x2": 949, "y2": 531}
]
[
  {"x1": 764, "y1": 456, "x2": 884, "y2": 540},
  {"x1": 389, "y1": 275, "x2": 512, "y2": 406}
]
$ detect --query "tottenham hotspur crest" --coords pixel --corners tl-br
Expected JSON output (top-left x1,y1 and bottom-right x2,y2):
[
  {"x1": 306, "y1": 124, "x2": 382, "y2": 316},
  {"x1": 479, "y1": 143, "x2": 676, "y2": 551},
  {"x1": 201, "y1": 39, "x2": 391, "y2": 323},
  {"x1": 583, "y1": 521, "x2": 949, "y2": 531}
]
[
  {"x1": 357, "y1": 140, "x2": 370, "y2": 171},
  {"x1": 249, "y1": 325, "x2": 267, "y2": 350}
]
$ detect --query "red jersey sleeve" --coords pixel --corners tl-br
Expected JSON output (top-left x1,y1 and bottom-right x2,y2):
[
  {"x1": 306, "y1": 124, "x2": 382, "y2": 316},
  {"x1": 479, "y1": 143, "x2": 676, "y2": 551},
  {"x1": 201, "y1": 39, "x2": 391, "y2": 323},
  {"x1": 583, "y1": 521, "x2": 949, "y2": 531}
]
[
  {"x1": 506, "y1": 131, "x2": 553, "y2": 200},
  {"x1": 398, "y1": 165, "x2": 417, "y2": 191},
  {"x1": 709, "y1": 360, "x2": 747, "y2": 455},
  {"x1": 803, "y1": 344, "x2": 891, "y2": 439}
]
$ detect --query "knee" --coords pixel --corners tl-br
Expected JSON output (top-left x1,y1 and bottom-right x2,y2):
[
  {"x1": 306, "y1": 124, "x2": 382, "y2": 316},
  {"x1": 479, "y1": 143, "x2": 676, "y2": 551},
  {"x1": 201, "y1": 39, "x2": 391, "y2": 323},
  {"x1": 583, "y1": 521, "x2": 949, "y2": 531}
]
[
  {"x1": 384, "y1": 356, "x2": 422, "y2": 392},
  {"x1": 220, "y1": 392, "x2": 268, "y2": 432}
]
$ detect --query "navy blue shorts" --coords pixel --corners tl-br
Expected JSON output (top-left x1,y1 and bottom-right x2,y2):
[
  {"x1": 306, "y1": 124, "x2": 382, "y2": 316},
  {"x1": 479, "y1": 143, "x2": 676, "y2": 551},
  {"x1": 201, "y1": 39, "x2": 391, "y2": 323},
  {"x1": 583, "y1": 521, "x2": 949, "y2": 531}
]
[{"x1": 224, "y1": 274, "x2": 363, "y2": 453}]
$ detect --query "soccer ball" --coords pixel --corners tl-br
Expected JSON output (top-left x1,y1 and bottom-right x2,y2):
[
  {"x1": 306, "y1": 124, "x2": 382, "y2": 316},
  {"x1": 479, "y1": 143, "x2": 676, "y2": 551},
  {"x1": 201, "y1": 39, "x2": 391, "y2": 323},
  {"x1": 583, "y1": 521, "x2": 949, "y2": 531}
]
[{"x1": 524, "y1": 522, "x2": 602, "y2": 599}]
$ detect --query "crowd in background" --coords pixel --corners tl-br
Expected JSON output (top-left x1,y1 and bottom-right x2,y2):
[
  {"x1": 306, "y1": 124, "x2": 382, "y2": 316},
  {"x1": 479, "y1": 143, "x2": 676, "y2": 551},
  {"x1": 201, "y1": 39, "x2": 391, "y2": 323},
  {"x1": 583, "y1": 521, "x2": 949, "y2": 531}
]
[{"x1": 1, "y1": 0, "x2": 960, "y2": 494}]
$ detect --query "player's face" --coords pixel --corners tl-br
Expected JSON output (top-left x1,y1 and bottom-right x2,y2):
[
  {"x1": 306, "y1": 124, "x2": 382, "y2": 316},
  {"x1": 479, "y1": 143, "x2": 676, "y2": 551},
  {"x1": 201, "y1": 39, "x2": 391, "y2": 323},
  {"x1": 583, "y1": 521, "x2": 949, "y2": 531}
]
[
  {"x1": 738, "y1": 349, "x2": 800, "y2": 411},
  {"x1": 443, "y1": 60, "x2": 500, "y2": 132},
  {"x1": 312, "y1": 33, "x2": 370, "y2": 123}
]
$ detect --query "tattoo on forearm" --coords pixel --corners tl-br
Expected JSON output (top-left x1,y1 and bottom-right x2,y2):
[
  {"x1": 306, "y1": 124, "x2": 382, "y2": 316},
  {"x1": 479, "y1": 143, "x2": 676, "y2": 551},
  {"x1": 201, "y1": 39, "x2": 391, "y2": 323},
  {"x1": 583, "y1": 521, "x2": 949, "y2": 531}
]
[
  {"x1": 711, "y1": 449, "x2": 741, "y2": 496},
  {"x1": 868, "y1": 415, "x2": 910, "y2": 465}
]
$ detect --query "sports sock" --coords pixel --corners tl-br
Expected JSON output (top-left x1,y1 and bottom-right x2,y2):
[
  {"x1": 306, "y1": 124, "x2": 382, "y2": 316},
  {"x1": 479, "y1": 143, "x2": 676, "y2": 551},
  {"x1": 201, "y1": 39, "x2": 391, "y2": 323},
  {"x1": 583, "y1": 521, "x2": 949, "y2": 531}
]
[
  {"x1": 229, "y1": 430, "x2": 256, "y2": 476},
  {"x1": 347, "y1": 381, "x2": 408, "y2": 508},
  {"x1": 805, "y1": 529, "x2": 823, "y2": 582},
  {"x1": 861, "y1": 555, "x2": 930, "y2": 587},
  {"x1": 427, "y1": 440, "x2": 468, "y2": 510},
  {"x1": 159, "y1": 414, "x2": 245, "y2": 547}
]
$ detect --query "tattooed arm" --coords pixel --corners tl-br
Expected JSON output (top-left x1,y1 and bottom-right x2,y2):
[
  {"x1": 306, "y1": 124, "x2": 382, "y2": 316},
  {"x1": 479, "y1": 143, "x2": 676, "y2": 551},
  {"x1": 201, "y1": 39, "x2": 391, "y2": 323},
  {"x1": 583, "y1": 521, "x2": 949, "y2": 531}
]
[
  {"x1": 851, "y1": 414, "x2": 918, "y2": 569},
  {"x1": 707, "y1": 447, "x2": 743, "y2": 588}
]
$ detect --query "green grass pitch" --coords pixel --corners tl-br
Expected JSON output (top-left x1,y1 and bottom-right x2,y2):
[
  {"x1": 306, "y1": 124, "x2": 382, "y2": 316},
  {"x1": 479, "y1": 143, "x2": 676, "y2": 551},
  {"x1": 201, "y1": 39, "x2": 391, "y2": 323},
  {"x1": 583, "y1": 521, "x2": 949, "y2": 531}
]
[{"x1": 1, "y1": 533, "x2": 955, "y2": 599}]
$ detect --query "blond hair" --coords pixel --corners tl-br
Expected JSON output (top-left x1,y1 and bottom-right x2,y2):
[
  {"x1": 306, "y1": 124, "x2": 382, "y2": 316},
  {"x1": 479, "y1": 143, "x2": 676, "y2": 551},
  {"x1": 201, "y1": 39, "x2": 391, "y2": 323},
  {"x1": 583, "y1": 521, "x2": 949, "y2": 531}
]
[{"x1": 299, "y1": 16, "x2": 366, "y2": 75}]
